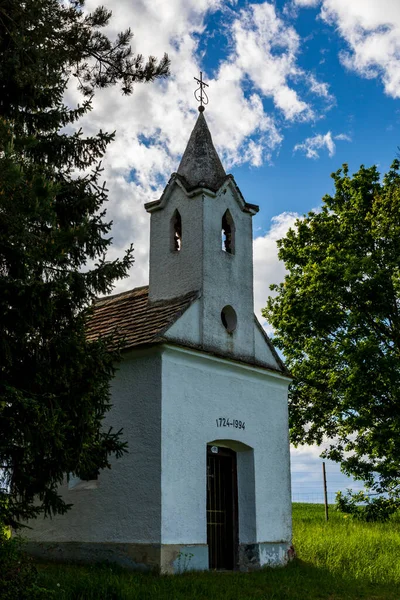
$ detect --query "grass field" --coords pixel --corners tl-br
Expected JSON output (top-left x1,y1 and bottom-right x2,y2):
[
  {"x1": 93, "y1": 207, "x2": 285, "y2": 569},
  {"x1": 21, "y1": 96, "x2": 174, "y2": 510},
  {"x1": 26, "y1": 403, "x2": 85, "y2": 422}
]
[{"x1": 35, "y1": 503, "x2": 400, "y2": 600}]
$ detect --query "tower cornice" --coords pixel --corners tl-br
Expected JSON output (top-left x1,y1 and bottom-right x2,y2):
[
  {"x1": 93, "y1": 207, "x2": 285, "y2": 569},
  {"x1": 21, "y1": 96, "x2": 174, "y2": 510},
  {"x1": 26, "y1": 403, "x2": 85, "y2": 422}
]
[{"x1": 144, "y1": 173, "x2": 259, "y2": 215}]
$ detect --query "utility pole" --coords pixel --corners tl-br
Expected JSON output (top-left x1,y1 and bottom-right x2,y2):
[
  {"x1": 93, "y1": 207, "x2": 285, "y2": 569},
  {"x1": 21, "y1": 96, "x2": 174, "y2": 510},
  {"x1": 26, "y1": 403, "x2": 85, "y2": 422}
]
[{"x1": 322, "y1": 462, "x2": 329, "y2": 521}]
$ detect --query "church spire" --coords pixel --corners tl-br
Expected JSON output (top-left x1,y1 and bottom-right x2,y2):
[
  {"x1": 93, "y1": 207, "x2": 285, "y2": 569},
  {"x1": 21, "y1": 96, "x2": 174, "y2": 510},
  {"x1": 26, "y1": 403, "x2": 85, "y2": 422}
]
[{"x1": 176, "y1": 111, "x2": 227, "y2": 192}]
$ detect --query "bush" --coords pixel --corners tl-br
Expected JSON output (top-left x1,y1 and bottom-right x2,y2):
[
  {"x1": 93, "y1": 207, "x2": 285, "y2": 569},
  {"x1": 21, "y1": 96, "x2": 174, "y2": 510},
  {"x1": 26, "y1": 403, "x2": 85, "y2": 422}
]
[
  {"x1": 0, "y1": 532, "x2": 54, "y2": 599},
  {"x1": 336, "y1": 490, "x2": 400, "y2": 522}
]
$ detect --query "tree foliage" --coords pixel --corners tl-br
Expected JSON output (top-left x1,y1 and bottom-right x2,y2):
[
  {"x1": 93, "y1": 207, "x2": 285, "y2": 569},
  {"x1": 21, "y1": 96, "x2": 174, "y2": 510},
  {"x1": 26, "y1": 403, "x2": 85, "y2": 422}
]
[
  {"x1": 264, "y1": 161, "x2": 400, "y2": 497},
  {"x1": 335, "y1": 490, "x2": 399, "y2": 523},
  {"x1": 0, "y1": 0, "x2": 170, "y2": 528}
]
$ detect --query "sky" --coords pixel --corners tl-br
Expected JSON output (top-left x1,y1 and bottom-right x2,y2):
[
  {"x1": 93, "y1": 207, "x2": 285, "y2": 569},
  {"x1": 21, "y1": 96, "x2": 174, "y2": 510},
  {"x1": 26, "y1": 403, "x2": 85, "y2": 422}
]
[{"x1": 72, "y1": 0, "x2": 400, "y2": 502}]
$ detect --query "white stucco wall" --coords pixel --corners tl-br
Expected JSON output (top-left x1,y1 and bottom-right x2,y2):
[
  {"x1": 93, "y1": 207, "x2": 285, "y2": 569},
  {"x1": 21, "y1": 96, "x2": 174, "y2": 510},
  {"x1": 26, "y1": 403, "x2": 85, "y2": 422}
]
[
  {"x1": 148, "y1": 182, "x2": 204, "y2": 302},
  {"x1": 166, "y1": 300, "x2": 201, "y2": 345},
  {"x1": 160, "y1": 345, "x2": 292, "y2": 547},
  {"x1": 166, "y1": 301, "x2": 282, "y2": 373},
  {"x1": 201, "y1": 185, "x2": 255, "y2": 361},
  {"x1": 254, "y1": 322, "x2": 280, "y2": 370},
  {"x1": 25, "y1": 341, "x2": 291, "y2": 564},
  {"x1": 25, "y1": 349, "x2": 163, "y2": 544},
  {"x1": 236, "y1": 447, "x2": 257, "y2": 543}
]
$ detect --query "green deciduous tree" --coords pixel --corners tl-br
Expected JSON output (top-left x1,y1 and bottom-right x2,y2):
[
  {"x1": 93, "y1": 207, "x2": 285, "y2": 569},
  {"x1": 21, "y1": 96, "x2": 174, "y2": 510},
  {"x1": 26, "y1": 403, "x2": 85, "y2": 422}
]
[
  {"x1": 264, "y1": 160, "x2": 400, "y2": 498},
  {"x1": 0, "y1": 0, "x2": 169, "y2": 528}
]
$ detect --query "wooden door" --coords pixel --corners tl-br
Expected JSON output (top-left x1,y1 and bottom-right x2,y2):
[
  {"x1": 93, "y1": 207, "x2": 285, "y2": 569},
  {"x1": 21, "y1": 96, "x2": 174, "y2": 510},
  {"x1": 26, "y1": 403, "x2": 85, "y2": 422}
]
[{"x1": 206, "y1": 446, "x2": 238, "y2": 570}]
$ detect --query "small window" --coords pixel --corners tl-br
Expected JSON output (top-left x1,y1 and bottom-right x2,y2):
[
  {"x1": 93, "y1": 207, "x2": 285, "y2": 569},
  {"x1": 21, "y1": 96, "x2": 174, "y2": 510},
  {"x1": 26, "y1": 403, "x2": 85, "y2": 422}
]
[
  {"x1": 221, "y1": 305, "x2": 237, "y2": 333},
  {"x1": 222, "y1": 210, "x2": 235, "y2": 254},
  {"x1": 68, "y1": 471, "x2": 99, "y2": 491},
  {"x1": 171, "y1": 209, "x2": 182, "y2": 252}
]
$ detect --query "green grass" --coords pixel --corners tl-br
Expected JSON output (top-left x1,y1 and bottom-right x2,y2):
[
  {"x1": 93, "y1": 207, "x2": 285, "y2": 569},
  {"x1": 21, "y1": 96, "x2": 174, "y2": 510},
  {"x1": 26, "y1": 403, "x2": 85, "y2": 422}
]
[
  {"x1": 35, "y1": 503, "x2": 400, "y2": 600},
  {"x1": 293, "y1": 503, "x2": 400, "y2": 587}
]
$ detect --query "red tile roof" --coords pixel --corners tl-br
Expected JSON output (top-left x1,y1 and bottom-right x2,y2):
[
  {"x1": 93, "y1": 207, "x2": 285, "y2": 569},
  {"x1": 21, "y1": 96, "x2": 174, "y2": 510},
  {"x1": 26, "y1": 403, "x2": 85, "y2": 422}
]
[{"x1": 86, "y1": 286, "x2": 198, "y2": 351}]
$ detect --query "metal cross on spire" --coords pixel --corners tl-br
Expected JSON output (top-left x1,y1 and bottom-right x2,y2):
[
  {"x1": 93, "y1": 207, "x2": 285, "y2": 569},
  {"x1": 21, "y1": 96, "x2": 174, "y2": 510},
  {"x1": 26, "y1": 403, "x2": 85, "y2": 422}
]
[{"x1": 194, "y1": 71, "x2": 209, "y2": 112}]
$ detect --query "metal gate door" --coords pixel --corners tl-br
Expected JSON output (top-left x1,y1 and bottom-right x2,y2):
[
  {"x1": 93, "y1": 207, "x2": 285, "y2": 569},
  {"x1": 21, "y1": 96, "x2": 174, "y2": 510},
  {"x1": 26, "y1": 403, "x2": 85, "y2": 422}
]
[{"x1": 206, "y1": 446, "x2": 238, "y2": 570}]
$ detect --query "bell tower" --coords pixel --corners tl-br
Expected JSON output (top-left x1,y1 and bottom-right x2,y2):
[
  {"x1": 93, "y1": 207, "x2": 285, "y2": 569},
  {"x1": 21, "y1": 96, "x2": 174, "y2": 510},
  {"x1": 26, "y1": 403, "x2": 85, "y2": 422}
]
[{"x1": 145, "y1": 94, "x2": 259, "y2": 361}]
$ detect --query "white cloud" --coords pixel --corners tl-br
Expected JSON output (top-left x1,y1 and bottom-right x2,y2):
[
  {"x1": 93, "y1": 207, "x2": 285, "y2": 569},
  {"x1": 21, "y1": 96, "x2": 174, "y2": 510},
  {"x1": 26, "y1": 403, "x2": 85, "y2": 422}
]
[
  {"x1": 306, "y1": 73, "x2": 334, "y2": 102},
  {"x1": 294, "y1": 130, "x2": 350, "y2": 159},
  {"x1": 334, "y1": 133, "x2": 351, "y2": 141},
  {"x1": 293, "y1": 0, "x2": 320, "y2": 6},
  {"x1": 229, "y1": 2, "x2": 314, "y2": 121},
  {"x1": 253, "y1": 212, "x2": 299, "y2": 329},
  {"x1": 290, "y1": 444, "x2": 366, "y2": 502},
  {"x1": 295, "y1": 0, "x2": 400, "y2": 98}
]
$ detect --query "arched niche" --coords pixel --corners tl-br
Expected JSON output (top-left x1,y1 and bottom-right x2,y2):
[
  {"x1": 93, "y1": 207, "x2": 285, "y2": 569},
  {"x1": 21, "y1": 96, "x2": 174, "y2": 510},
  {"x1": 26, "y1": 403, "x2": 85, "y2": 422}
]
[
  {"x1": 208, "y1": 439, "x2": 252, "y2": 453},
  {"x1": 221, "y1": 209, "x2": 235, "y2": 254}
]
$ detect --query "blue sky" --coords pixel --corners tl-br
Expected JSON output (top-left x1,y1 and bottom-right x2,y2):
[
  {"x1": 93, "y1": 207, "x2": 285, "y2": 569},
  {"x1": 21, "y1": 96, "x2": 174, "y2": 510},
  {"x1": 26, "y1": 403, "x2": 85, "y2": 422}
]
[
  {"x1": 201, "y1": 0, "x2": 400, "y2": 231},
  {"x1": 74, "y1": 0, "x2": 400, "y2": 501}
]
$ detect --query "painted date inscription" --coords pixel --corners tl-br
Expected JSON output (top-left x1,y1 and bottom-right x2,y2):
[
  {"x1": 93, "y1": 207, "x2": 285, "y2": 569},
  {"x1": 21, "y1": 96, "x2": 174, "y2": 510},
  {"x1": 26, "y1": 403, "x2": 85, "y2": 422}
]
[{"x1": 216, "y1": 417, "x2": 245, "y2": 430}]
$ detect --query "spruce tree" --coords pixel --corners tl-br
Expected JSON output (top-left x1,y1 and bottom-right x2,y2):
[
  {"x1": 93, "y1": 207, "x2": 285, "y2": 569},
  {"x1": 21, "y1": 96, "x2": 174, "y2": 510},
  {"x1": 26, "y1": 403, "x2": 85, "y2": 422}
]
[{"x1": 0, "y1": 0, "x2": 170, "y2": 528}]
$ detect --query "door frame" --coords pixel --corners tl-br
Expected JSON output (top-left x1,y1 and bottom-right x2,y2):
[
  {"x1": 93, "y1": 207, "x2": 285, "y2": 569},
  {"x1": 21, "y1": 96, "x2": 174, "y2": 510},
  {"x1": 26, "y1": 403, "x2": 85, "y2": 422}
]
[{"x1": 206, "y1": 444, "x2": 239, "y2": 570}]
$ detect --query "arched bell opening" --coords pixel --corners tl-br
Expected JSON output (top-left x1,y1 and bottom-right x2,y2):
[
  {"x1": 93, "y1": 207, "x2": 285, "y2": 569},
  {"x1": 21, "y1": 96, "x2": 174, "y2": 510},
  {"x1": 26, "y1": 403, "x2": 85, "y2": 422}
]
[
  {"x1": 206, "y1": 440, "x2": 256, "y2": 570},
  {"x1": 221, "y1": 210, "x2": 235, "y2": 254},
  {"x1": 170, "y1": 209, "x2": 182, "y2": 252}
]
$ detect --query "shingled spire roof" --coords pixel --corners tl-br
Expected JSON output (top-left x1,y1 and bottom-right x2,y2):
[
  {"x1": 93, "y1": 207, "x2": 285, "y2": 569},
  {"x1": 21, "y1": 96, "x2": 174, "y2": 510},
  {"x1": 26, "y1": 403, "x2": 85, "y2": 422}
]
[{"x1": 176, "y1": 111, "x2": 227, "y2": 192}]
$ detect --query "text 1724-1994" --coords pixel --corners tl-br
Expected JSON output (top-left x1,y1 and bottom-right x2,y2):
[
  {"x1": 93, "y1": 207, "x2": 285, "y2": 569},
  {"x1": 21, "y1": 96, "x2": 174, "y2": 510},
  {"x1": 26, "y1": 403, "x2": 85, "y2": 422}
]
[{"x1": 216, "y1": 418, "x2": 245, "y2": 430}]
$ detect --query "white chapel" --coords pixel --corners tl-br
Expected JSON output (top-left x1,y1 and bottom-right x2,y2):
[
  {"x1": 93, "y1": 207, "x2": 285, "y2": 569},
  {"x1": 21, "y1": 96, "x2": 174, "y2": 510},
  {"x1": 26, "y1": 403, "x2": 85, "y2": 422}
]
[{"x1": 26, "y1": 104, "x2": 293, "y2": 573}]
